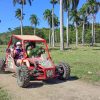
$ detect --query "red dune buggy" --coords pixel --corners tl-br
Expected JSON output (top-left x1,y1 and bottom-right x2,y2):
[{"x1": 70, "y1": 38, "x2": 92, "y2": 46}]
[{"x1": 0, "y1": 35, "x2": 70, "y2": 88}]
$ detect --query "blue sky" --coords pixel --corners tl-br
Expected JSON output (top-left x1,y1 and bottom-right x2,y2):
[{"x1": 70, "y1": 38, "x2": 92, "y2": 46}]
[{"x1": 0, "y1": 0, "x2": 100, "y2": 33}]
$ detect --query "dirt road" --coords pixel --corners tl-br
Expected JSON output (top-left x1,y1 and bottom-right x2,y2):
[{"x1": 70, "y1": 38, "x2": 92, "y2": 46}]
[{"x1": 0, "y1": 73, "x2": 100, "y2": 100}]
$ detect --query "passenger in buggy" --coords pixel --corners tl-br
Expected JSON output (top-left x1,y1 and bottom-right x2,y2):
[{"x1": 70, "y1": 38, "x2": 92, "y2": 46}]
[{"x1": 14, "y1": 42, "x2": 30, "y2": 68}]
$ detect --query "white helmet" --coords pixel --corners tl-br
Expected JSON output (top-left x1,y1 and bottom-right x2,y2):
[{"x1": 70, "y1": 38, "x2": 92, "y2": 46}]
[{"x1": 16, "y1": 42, "x2": 21, "y2": 46}]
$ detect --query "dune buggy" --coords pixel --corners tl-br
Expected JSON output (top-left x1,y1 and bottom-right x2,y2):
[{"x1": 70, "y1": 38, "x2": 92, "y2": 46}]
[{"x1": 0, "y1": 35, "x2": 70, "y2": 88}]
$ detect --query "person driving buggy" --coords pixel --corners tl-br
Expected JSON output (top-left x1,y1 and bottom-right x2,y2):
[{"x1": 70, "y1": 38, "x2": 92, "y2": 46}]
[
  {"x1": 14, "y1": 42, "x2": 30, "y2": 68},
  {"x1": 26, "y1": 42, "x2": 45, "y2": 58}
]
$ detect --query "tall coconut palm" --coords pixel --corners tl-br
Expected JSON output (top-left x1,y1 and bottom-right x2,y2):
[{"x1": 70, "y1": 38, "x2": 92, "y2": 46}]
[
  {"x1": 54, "y1": 15, "x2": 59, "y2": 43},
  {"x1": 13, "y1": 0, "x2": 33, "y2": 35},
  {"x1": 60, "y1": 0, "x2": 64, "y2": 50},
  {"x1": 69, "y1": 9, "x2": 81, "y2": 47},
  {"x1": 15, "y1": 8, "x2": 24, "y2": 34},
  {"x1": 79, "y1": 3, "x2": 88, "y2": 45},
  {"x1": 54, "y1": 15, "x2": 59, "y2": 27},
  {"x1": 15, "y1": 8, "x2": 21, "y2": 20},
  {"x1": 50, "y1": 0, "x2": 58, "y2": 47},
  {"x1": 43, "y1": 9, "x2": 52, "y2": 45},
  {"x1": 63, "y1": 0, "x2": 79, "y2": 48},
  {"x1": 86, "y1": 0, "x2": 100, "y2": 46},
  {"x1": 30, "y1": 14, "x2": 39, "y2": 35},
  {"x1": 63, "y1": 0, "x2": 70, "y2": 48}
]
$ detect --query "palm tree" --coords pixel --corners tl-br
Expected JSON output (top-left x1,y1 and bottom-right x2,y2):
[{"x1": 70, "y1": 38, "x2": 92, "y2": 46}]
[
  {"x1": 54, "y1": 15, "x2": 59, "y2": 27},
  {"x1": 54, "y1": 15, "x2": 59, "y2": 43},
  {"x1": 29, "y1": 14, "x2": 39, "y2": 35},
  {"x1": 63, "y1": 0, "x2": 79, "y2": 48},
  {"x1": 15, "y1": 8, "x2": 25, "y2": 34},
  {"x1": 60, "y1": 0, "x2": 64, "y2": 50},
  {"x1": 13, "y1": 0, "x2": 33, "y2": 35},
  {"x1": 79, "y1": 4, "x2": 88, "y2": 45},
  {"x1": 50, "y1": 0, "x2": 58, "y2": 47},
  {"x1": 15, "y1": 8, "x2": 21, "y2": 19},
  {"x1": 69, "y1": 9, "x2": 81, "y2": 47},
  {"x1": 86, "y1": 0, "x2": 100, "y2": 46},
  {"x1": 63, "y1": 0, "x2": 70, "y2": 48},
  {"x1": 43, "y1": 9, "x2": 52, "y2": 45}
]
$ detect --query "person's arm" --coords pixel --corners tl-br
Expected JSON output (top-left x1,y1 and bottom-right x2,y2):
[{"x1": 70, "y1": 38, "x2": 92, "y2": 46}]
[{"x1": 13, "y1": 50, "x2": 17, "y2": 58}]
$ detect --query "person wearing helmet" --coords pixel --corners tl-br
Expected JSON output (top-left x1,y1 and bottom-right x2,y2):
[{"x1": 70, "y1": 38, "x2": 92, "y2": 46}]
[{"x1": 14, "y1": 42, "x2": 30, "y2": 67}]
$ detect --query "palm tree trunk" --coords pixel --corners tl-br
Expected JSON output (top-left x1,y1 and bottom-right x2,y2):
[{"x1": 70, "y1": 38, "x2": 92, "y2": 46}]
[
  {"x1": 94, "y1": 17, "x2": 96, "y2": 44},
  {"x1": 51, "y1": 34, "x2": 53, "y2": 46},
  {"x1": 52, "y1": 3, "x2": 55, "y2": 47},
  {"x1": 49, "y1": 28, "x2": 51, "y2": 46},
  {"x1": 55, "y1": 29, "x2": 57, "y2": 43},
  {"x1": 82, "y1": 21, "x2": 85, "y2": 45},
  {"x1": 60, "y1": 0, "x2": 64, "y2": 50},
  {"x1": 75, "y1": 22, "x2": 78, "y2": 47},
  {"x1": 21, "y1": 4, "x2": 23, "y2": 35},
  {"x1": 91, "y1": 16, "x2": 94, "y2": 46},
  {"x1": 34, "y1": 27, "x2": 36, "y2": 35},
  {"x1": 66, "y1": 11, "x2": 69, "y2": 48}
]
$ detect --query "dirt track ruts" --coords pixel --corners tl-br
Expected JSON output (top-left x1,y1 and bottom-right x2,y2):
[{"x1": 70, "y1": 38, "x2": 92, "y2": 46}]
[{"x1": 0, "y1": 73, "x2": 100, "y2": 100}]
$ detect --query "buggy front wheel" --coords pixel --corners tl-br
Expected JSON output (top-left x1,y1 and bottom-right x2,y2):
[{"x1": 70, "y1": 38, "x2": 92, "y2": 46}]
[
  {"x1": 56, "y1": 62, "x2": 70, "y2": 80},
  {"x1": 16, "y1": 65, "x2": 30, "y2": 88}
]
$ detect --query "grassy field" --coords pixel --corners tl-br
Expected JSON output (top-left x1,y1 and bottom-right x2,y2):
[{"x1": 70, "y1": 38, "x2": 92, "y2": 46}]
[
  {"x1": 0, "y1": 44, "x2": 100, "y2": 83},
  {"x1": 0, "y1": 45, "x2": 10, "y2": 100},
  {"x1": 50, "y1": 44, "x2": 100, "y2": 83}
]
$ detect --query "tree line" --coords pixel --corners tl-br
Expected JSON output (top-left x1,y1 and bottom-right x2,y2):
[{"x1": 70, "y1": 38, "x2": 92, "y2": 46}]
[{"x1": 0, "y1": 0, "x2": 100, "y2": 50}]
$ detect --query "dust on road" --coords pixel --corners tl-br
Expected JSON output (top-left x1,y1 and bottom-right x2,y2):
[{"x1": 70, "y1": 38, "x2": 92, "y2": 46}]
[{"x1": 0, "y1": 73, "x2": 100, "y2": 100}]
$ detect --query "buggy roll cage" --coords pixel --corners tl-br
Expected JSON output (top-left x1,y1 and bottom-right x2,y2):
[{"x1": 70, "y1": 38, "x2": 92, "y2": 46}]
[{"x1": 7, "y1": 34, "x2": 51, "y2": 59}]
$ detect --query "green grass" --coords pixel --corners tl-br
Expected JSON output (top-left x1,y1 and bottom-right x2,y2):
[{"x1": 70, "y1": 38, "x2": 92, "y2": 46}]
[
  {"x1": 0, "y1": 45, "x2": 10, "y2": 100},
  {"x1": 0, "y1": 45, "x2": 6, "y2": 58},
  {"x1": 50, "y1": 44, "x2": 100, "y2": 83},
  {"x1": 0, "y1": 87, "x2": 10, "y2": 100}
]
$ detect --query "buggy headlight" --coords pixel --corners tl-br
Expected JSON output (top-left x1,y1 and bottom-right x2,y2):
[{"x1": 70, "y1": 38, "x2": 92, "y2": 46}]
[{"x1": 46, "y1": 70, "x2": 53, "y2": 78}]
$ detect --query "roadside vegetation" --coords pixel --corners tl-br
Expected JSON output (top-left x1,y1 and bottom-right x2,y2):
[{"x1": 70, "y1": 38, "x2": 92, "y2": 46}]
[
  {"x1": 0, "y1": 46, "x2": 10, "y2": 100},
  {"x1": 50, "y1": 44, "x2": 100, "y2": 83},
  {"x1": 0, "y1": 87, "x2": 10, "y2": 100}
]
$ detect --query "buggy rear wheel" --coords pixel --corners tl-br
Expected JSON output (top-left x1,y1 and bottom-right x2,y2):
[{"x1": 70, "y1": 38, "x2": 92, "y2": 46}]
[
  {"x1": 16, "y1": 65, "x2": 30, "y2": 88},
  {"x1": 0, "y1": 58, "x2": 5, "y2": 72},
  {"x1": 56, "y1": 62, "x2": 70, "y2": 80}
]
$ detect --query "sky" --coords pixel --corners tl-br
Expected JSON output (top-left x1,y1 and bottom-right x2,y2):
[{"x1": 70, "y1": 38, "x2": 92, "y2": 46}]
[{"x1": 0, "y1": 0, "x2": 100, "y2": 33}]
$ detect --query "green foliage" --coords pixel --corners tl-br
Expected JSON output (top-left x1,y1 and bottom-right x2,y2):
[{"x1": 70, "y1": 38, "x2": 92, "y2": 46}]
[
  {"x1": 50, "y1": 0, "x2": 58, "y2": 4},
  {"x1": 86, "y1": 0, "x2": 100, "y2": 14},
  {"x1": 35, "y1": 29, "x2": 46, "y2": 39},
  {"x1": 43, "y1": 9, "x2": 59, "y2": 28},
  {"x1": 13, "y1": 0, "x2": 33, "y2": 6},
  {"x1": 15, "y1": 8, "x2": 21, "y2": 20},
  {"x1": 15, "y1": 8, "x2": 25, "y2": 20},
  {"x1": 43, "y1": 9, "x2": 52, "y2": 28},
  {"x1": 0, "y1": 24, "x2": 100, "y2": 45},
  {"x1": 69, "y1": 9, "x2": 81, "y2": 25},
  {"x1": 29, "y1": 14, "x2": 39, "y2": 27},
  {"x1": 63, "y1": 0, "x2": 79, "y2": 12},
  {"x1": 0, "y1": 87, "x2": 10, "y2": 100}
]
